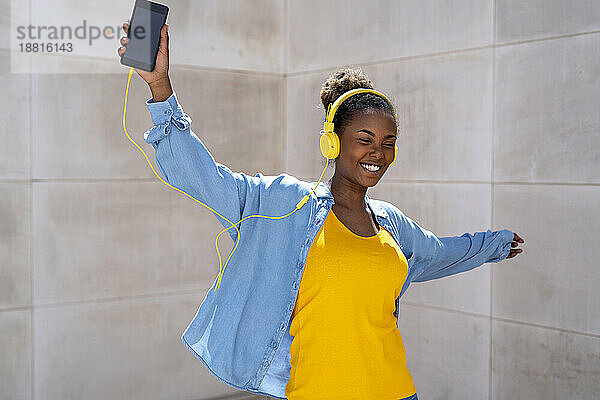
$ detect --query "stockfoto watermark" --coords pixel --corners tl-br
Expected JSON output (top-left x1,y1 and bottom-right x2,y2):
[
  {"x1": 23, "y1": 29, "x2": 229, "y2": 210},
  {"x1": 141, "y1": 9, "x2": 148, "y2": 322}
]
[
  {"x1": 10, "y1": 0, "x2": 137, "y2": 74},
  {"x1": 11, "y1": 16, "x2": 139, "y2": 74},
  {"x1": 16, "y1": 20, "x2": 126, "y2": 48}
]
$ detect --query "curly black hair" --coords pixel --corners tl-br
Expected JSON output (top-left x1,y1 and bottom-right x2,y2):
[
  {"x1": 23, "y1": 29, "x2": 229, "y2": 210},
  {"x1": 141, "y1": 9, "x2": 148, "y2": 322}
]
[{"x1": 319, "y1": 67, "x2": 396, "y2": 168}]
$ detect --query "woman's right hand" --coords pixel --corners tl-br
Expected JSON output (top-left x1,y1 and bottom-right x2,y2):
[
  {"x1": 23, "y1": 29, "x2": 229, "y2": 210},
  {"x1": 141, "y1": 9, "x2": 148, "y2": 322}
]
[{"x1": 117, "y1": 21, "x2": 171, "y2": 91}]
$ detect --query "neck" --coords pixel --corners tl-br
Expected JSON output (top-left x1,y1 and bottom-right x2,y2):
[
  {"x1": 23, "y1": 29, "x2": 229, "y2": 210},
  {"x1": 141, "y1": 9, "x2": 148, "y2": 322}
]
[{"x1": 327, "y1": 172, "x2": 368, "y2": 211}]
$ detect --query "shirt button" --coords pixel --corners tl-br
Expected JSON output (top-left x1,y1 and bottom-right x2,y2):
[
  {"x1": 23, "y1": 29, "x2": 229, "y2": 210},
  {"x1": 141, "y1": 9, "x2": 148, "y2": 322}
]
[
  {"x1": 305, "y1": 239, "x2": 310, "y2": 245},
  {"x1": 288, "y1": 304, "x2": 293, "y2": 311},
  {"x1": 271, "y1": 340, "x2": 277, "y2": 348},
  {"x1": 292, "y1": 282, "x2": 298, "y2": 289}
]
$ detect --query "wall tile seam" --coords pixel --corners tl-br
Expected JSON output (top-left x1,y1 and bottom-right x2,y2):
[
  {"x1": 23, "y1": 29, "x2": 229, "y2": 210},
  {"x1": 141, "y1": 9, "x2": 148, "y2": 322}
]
[
  {"x1": 283, "y1": 0, "x2": 289, "y2": 171},
  {"x1": 495, "y1": 29, "x2": 600, "y2": 48},
  {"x1": 0, "y1": 48, "x2": 286, "y2": 77},
  {"x1": 0, "y1": 306, "x2": 31, "y2": 313},
  {"x1": 168, "y1": 62, "x2": 285, "y2": 77},
  {"x1": 282, "y1": 70, "x2": 287, "y2": 172},
  {"x1": 196, "y1": 392, "x2": 260, "y2": 400},
  {"x1": 9, "y1": 178, "x2": 493, "y2": 184},
  {"x1": 492, "y1": 316, "x2": 600, "y2": 340},
  {"x1": 402, "y1": 301, "x2": 490, "y2": 320},
  {"x1": 28, "y1": 3, "x2": 34, "y2": 394},
  {"x1": 14, "y1": 287, "x2": 212, "y2": 310},
  {"x1": 2, "y1": 28, "x2": 599, "y2": 77},
  {"x1": 13, "y1": 179, "x2": 600, "y2": 186},
  {"x1": 285, "y1": 29, "x2": 600, "y2": 77},
  {"x1": 490, "y1": 2, "x2": 497, "y2": 398},
  {"x1": 403, "y1": 302, "x2": 600, "y2": 339},
  {"x1": 293, "y1": 178, "x2": 600, "y2": 187},
  {"x1": 494, "y1": 182, "x2": 600, "y2": 187},
  {"x1": 285, "y1": 44, "x2": 496, "y2": 77},
  {"x1": 284, "y1": 0, "x2": 289, "y2": 74},
  {"x1": 7, "y1": 180, "x2": 600, "y2": 187}
]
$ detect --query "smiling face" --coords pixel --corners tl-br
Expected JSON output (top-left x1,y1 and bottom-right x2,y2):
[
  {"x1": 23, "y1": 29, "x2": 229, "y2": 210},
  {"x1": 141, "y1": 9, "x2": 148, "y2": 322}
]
[{"x1": 333, "y1": 108, "x2": 398, "y2": 188}]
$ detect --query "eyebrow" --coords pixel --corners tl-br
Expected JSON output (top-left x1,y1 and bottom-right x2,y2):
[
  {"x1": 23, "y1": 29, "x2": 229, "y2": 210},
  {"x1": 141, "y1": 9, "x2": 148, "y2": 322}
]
[{"x1": 356, "y1": 129, "x2": 397, "y2": 139}]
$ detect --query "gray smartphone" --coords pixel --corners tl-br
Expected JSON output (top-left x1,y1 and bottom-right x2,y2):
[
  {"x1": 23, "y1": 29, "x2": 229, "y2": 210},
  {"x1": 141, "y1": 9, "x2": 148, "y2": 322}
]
[{"x1": 120, "y1": 0, "x2": 169, "y2": 72}]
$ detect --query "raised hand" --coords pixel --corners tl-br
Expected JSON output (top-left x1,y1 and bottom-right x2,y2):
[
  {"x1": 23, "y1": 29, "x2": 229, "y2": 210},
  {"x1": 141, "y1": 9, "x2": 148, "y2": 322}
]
[
  {"x1": 117, "y1": 20, "x2": 171, "y2": 95},
  {"x1": 506, "y1": 232, "x2": 524, "y2": 259}
]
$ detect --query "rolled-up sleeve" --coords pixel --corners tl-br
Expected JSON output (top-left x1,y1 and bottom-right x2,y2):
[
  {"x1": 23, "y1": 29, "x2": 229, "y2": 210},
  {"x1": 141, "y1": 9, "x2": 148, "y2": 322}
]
[
  {"x1": 410, "y1": 228, "x2": 513, "y2": 282},
  {"x1": 143, "y1": 92, "x2": 255, "y2": 242},
  {"x1": 394, "y1": 207, "x2": 513, "y2": 297}
]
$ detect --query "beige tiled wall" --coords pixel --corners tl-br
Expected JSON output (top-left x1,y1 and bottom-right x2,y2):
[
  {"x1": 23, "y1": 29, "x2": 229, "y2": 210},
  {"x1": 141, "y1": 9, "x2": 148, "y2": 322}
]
[
  {"x1": 5, "y1": 0, "x2": 285, "y2": 73},
  {"x1": 0, "y1": 50, "x2": 30, "y2": 178},
  {"x1": 494, "y1": 33, "x2": 600, "y2": 184},
  {"x1": 400, "y1": 304, "x2": 490, "y2": 400},
  {"x1": 33, "y1": 292, "x2": 243, "y2": 399},
  {"x1": 0, "y1": 309, "x2": 32, "y2": 400},
  {"x1": 495, "y1": 0, "x2": 600, "y2": 43},
  {"x1": 286, "y1": 0, "x2": 493, "y2": 73},
  {"x1": 1, "y1": 1, "x2": 599, "y2": 399}
]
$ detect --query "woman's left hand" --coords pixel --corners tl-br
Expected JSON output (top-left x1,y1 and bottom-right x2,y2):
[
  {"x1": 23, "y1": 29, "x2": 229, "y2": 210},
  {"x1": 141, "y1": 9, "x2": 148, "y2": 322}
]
[{"x1": 506, "y1": 232, "x2": 524, "y2": 259}]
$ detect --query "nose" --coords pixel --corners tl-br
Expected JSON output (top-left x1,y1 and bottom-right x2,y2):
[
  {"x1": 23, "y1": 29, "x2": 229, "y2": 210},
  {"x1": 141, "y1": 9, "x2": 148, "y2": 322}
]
[{"x1": 369, "y1": 143, "x2": 385, "y2": 161}]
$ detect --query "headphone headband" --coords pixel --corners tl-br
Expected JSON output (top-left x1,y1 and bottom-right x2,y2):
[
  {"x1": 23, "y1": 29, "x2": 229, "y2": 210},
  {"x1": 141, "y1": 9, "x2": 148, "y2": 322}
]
[{"x1": 323, "y1": 88, "x2": 398, "y2": 134}]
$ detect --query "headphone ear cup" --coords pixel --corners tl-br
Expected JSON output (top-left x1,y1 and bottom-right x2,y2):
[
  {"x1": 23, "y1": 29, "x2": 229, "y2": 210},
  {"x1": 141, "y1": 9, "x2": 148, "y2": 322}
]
[
  {"x1": 331, "y1": 132, "x2": 340, "y2": 159},
  {"x1": 320, "y1": 131, "x2": 340, "y2": 159}
]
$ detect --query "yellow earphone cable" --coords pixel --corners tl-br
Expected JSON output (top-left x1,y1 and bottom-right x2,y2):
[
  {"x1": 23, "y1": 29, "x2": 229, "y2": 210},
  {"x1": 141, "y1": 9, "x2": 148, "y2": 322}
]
[{"x1": 122, "y1": 67, "x2": 328, "y2": 291}]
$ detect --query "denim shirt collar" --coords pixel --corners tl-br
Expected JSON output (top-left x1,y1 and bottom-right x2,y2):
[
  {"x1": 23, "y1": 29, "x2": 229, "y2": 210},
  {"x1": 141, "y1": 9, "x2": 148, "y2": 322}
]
[{"x1": 311, "y1": 181, "x2": 389, "y2": 220}]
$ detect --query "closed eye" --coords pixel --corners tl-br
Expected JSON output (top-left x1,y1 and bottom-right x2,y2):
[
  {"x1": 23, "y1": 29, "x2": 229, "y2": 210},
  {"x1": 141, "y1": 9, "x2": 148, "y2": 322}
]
[{"x1": 359, "y1": 138, "x2": 395, "y2": 147}]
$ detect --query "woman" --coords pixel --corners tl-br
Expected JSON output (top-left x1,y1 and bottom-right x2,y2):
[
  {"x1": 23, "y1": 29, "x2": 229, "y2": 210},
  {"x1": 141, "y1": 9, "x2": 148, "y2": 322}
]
[{"x1": 118, "y1": 22, "x2": 524, "y2": 400}]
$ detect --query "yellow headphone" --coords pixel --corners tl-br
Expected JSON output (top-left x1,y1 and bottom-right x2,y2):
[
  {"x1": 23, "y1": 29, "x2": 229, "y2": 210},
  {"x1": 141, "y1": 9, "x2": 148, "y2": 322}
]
[
  {"x1": 122, "y1": 68, "x2": 397, "y2": 291},
  {"x1": 320, "y1": 88, "x2": 398, "y2": 166}
]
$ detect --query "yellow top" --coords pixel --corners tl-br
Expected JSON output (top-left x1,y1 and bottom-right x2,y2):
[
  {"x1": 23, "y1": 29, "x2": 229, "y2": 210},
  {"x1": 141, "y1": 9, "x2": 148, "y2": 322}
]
[{"x1": 285, "y1": 209, "x2": 417, "y2": 400}]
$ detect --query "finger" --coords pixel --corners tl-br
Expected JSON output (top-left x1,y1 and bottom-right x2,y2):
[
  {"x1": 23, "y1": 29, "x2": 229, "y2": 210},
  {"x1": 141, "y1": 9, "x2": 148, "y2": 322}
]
[
  {"x1": 158, "y1": 23, "x2": 169, "y2": 51},
  {"x1": 513, "y1": 232, "x2": 524, "y2": 243},
  {"x1": 511, "y1": 241, "x2": 518, "y2": 247},
  {"x1": 118, "y1": 46, "x2": 126, "y2": 57},
  {"x1": 508, "y1": 248, "x2": 523, "y2": 258},
  {"x1": 123, "y1": 21, "x2": 129, "y2": 34},
  {"x1": 119, "y1": 36, "x2": 129, "y2": 46}
]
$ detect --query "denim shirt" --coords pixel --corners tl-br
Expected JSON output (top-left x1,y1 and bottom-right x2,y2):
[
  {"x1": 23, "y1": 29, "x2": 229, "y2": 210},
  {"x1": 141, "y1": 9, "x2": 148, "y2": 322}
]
[{"x1": 143, "y1": 92, "x2": 513, "y2": 399}]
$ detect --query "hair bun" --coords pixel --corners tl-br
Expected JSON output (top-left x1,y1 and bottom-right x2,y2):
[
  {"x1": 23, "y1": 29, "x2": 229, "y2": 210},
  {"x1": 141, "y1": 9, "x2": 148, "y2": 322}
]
[{"x1": 320, "y1": 67, "x2": 374, "y2": 112}]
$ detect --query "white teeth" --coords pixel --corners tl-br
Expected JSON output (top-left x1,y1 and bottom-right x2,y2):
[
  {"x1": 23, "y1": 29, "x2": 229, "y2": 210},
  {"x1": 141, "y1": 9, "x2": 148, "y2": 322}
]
[{"x1": 360, "y1": 163, "x2": 381, "y2": 172}]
